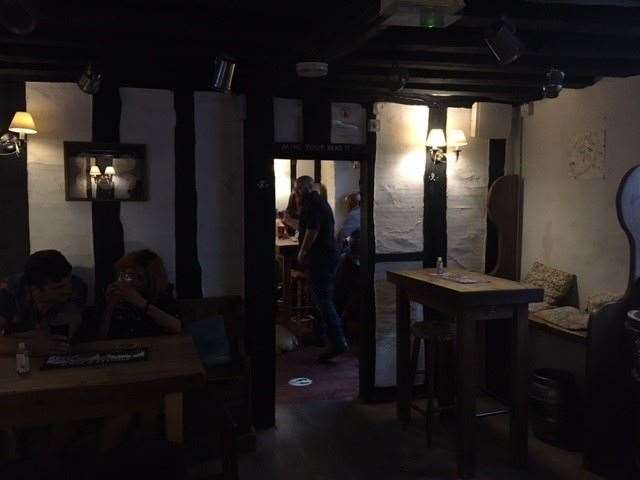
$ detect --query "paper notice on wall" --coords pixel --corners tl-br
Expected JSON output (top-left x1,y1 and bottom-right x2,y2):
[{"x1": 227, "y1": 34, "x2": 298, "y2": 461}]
[
  {"x1": 331, "y1": 103, "x2": 365, "y2": 144},
  {"x1": 274, "y1": 98, "x2": 303, "y2": 143},
  {"x1": 569, "y1": 129, "x2": 606, "y2": 180}
]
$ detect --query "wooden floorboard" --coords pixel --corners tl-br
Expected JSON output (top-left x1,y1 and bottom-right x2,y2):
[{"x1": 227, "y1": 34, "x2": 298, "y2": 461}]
[{"x1": 239, "y1": 399, "x2": 603, "y2": 480}]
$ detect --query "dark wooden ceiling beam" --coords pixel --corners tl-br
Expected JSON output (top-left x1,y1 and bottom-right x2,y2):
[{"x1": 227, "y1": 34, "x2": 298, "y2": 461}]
[
  {"x1": 320, "y1": 78, "x2": 540, "y2": 96},
  {"x1": 316, "y1": 82, "x2": 535, "y2": 101},
  {"x1": 455, "y1": 14, "x2": 640, "y2": 37},
  {"x1": 367, "y1": 36, "x2": 640, "y2": 61},
  {"x1": 376, "y1": 28, "x2": 640, "y2": 59},
  {"x1": 351, "y1": 50, "x2": 640, "y2": 77},
  {"x1": 333, "y1": 65, "x2": 594, "y2": 87},
  {"x1": 462, "y1": 0, "x2": 640, "y2": 24},
  {"x1": 330, "y1": 72, "x2": 593, "y2": 90}
]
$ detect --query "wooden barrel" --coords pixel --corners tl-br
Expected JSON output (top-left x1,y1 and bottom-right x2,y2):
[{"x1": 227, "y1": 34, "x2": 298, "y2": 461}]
[{"x1": 529, "y1": 368, "x2": 577, "y2": 447}]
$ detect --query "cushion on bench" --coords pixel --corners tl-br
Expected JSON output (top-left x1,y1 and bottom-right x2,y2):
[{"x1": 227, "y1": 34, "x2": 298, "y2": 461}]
[
  {"x1": 535, "y1": 306, "x2": 589, "y2": 331},
  {"x1": 524, "y1": 262, "x2": 575, "y2": 306},
  {"x1": 585, "y1": 292, "x2": 623, "y2": 314}
]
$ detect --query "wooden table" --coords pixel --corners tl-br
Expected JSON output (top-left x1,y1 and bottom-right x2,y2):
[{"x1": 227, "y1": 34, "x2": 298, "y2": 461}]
[
  {"x1": 0, "y1": 335, "x2": 205, "y2": 445},
  {"x1": 276, "y1": 237, "x2": 299, "y2": 322},
  {"x1": 387, "y1": 268, "x2": 543, "y2": 479}
]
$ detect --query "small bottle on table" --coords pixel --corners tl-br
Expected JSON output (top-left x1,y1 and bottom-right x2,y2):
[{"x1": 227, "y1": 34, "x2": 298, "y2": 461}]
[{"x1": 16, "y1": 342, "x2": 30, "y2": 375}]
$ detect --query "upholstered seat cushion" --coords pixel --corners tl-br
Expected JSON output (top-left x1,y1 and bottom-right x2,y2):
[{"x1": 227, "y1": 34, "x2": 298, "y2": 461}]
[
  {"x1": 529, "y1": 302, "x2": 551, "y2": 313},
  {"x1": 524, "y1": 262, "x2": 575, "y2": 306},
  {"x1": 535, "y1": 306, "x2": 589, "y2": 331}
]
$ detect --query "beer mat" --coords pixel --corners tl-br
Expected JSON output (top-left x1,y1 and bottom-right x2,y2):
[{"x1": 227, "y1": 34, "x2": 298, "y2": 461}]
[
  {"x1": 428, "y1": 272, "x2": 490, "y2": 285},
  {"x1": 41, "y1": 348, "x2": 147, "y2": 370}
]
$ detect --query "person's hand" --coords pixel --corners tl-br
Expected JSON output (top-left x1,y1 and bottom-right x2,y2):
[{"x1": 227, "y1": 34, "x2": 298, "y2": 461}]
[
  {"x1": 15, "y1": 328, "x2": 70, "y2": 356},
  {"x1": 105, "y1": 282, "x2": 147, "y2": 309}
]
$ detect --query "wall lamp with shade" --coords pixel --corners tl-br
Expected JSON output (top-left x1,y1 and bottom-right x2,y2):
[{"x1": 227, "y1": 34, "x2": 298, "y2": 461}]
[
  {"x1": 448, "y1": 129, "x2": 468, "y2": 160},
  {"x1": 426, "y1": 128, "x2": 447, "y2": 163},
  {"x1": 426, "y1": 128, "x2": 468, "y2": 163},
  {"x1": 89, "y1": 164, "x2": 117, "y2": 192},
  {"x1": 0, "y1": 111, "x2": 37, "y2": 156}
]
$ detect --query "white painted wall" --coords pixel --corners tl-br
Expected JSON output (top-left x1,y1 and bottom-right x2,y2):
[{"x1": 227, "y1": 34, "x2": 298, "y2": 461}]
[
  {"x1": 274, "y1": 159, "x2": 291, "y2": 211},
  {"x1": 119, "y1": 88, "x2": 176, "y2": 283},
  {"x1": 195, "y1": 92, "x2": 245, "y2": 297},
  {"x1": 21, "y1": 83, "x2": 246, "y2": 302},
  {"x1": 297, "y1": 159, "x2": 314, "y2": 178},
  {"x1": 26, "y1": 82, "x2": 95, "y2": 297},
  {"x1": 446, "y1": 107, "x2": 490, "y2": 272},
  {"x1": 374, "y1": 102, "x2": 428, "y2": 254},
  {"x1": 521, "y1": 77, "x2": 640, "y2": 307}
]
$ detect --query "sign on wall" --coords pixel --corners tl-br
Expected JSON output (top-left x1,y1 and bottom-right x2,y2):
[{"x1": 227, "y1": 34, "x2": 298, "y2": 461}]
[{"x1": 568, "y1": 129, "x2": 606, "y2": 180}]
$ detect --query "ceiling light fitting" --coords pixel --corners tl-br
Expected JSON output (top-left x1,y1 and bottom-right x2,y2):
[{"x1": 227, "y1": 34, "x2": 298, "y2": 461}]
[
  {"x1": 542, "y1": 68, "x2": 565, "y2": 99},
  {"x1": 212, "y1": 55, "x2": 237, "y2": 93},
  {"x1": 78, "y1": 64, "x2": 102, "y2": 95}
]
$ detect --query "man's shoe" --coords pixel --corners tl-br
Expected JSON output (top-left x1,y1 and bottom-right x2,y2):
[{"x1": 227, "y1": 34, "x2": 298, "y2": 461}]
[{"x1": 318, "y1": 342, "x2": 349, "y2": 362}]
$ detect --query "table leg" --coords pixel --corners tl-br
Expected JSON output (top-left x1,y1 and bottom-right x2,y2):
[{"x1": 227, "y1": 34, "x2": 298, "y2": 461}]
[
  {"x1": 164, "y1": 392, "x2": 184, "y2": 445},
  {"x1": 510, "y1": 304, "x2": 529, "y2": 468},
  {"x1": 281, "y1": 255, "x2": 293, "y2": 323},
  {"x1": 456, "y1": 313, "x2": 477, "y2": 479},
  {"x1": 396, "y1": 288, "x2": 411, "y2": 422}
]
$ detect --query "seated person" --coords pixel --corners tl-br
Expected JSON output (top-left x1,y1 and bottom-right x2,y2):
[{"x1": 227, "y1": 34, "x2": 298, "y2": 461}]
[
  {"x1": 336, "y1": 191, "x2": 361, "y2": 253},
  {"x1": 100, "y1": 249, "x2": 181, "y2": 339},
  {"x1": 0, "y1": 250, "x2": 85, "y2": 356},
  {"x1": 282, "y1": 191, "x2": 301, "y2": 237}
]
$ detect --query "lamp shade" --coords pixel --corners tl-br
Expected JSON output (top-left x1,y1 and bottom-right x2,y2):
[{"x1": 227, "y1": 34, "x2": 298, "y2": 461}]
[
  {"x1": 448, "y1": 129, "x2": 468, "y2": 148},
  {"x1": 9, "y1": 112, "x2": 37, "y2": 134},
  {"x1": 426, "y1": 128, "x2": 447, "y2": 148},
  {"x1": 104, "y1": 166, "x2": 116, "y2": 176},
  {"x1": 89, "y1": 166, "x2": 101, "y2": 176}
]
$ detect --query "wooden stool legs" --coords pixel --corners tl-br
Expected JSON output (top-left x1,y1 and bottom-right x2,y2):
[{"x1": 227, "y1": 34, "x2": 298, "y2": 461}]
[{"x1": 407, "y1": 332, "x2": 448, "y2": 447}]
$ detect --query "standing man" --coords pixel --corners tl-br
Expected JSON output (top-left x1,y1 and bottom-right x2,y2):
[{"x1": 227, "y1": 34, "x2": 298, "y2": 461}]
[{"x1": 284, "y1": 176, "x2": 349, "y2": 361}]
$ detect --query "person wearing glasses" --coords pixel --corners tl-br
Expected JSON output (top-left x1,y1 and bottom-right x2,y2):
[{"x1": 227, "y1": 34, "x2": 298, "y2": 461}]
[{"x1": 100, "y1": 249, "x2": 181, "y2": 339}]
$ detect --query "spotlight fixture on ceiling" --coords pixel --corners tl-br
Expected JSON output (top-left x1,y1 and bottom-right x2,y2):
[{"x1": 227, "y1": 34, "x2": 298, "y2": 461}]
[
  {"x1": 212, "y1": 55, "x2": 237, "y2": 93},
  {"x1": 77, "y1": 64, "x2": 102, "y2": 95},
  {"x1": 296, "y1": 61, "x2": 329, "y2": 78},
  {"x1": 484, "y1": 18, "x2": 524, "y2": 66},
  {"x1": 542, "y1": 68, "x2": 565, "y2": 99}
]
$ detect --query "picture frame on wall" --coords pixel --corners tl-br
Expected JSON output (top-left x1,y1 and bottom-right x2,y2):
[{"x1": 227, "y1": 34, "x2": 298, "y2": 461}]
[{"x1": 64, "y1": 142, "x2": 147, "y2": 201}]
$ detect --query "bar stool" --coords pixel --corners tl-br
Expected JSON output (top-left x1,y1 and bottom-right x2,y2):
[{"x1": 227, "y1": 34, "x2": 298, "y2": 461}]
[
  {"x1": 290, "y1": 269, "x2": 314, "y2": 321},
  {"x1": 407, "y1": 319, "x2": 457, "y2": 446}
]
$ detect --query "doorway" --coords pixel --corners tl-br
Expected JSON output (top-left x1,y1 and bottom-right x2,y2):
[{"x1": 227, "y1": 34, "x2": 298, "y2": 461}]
[{"x1": 273, "y1": 158, "x2": 362, "y2": 404}]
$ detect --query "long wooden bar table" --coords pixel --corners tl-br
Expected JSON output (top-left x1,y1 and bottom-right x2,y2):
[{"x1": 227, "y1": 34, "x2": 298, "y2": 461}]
[
  {"x1": 0, "y1": 335, "x2": 205, "y2": 445},
  {"x1": 387, "y1": 268, "x2": 543, "y2": 479}
]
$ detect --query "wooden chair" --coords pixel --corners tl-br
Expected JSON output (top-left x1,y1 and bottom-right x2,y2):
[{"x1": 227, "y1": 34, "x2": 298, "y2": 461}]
[
  {"x1": 179, "y1": 296, "x2": 255, "y2": 456},
  {"x1": 405, "y1": 320, "x2": 456, "y2": 446}
]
